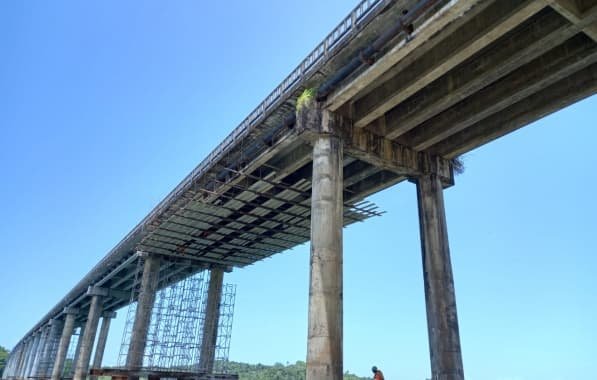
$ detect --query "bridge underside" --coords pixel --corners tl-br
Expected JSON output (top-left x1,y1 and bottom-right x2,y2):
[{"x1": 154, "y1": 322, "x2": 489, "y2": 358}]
[{"x1": 6, "y1": 0, "x2": 597, "y2": 379}]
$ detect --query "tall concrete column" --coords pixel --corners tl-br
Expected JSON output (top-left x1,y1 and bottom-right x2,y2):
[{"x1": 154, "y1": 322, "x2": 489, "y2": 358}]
[
  {"x1": 20, "y1": 339, "x2": 34, "y2": 379},
  {"x1": 31, "y1": 325, "x2": 50, "y2": 378},
  {"x1": 74, "y1": 287, "x2": 107, "y2": 380},
  {"x1": 24, "y1": 332, "x2": 41, "y2": 379},
  {"x1": 51, "y1": 308, "x2": 78, "y2": 380},
  {"x1": 16, "y1": 339, "x2": 32, "y2": 379},
  {"x1": 3, "y1": 345, "x2": 20, "y2": 379},
  {"x1": 198, "y1": 268, "x2": 224, "y2": 373},
  {"x1": 3, "y1": 345, "x2": 19, "y2": 379},
  {"x1": 91, "y1": 311, "x2": 116, "y2": 370},
  {"x1": 126, "y1": 254, "x2": 161, "y2": 370},
  {"x1": 305, "y1": 109, "x2": 344, "y2": 380},
  {"x1": 416, "y1": 173, "x2": 464, "y2": 380}
]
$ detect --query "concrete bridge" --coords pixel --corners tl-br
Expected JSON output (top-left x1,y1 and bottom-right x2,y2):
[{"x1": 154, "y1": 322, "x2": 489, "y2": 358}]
[{"x1": 3, "y1": 0, "x2": 596, "y2": 379}]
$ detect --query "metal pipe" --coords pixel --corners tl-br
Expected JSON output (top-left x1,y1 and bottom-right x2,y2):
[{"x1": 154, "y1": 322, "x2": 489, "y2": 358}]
[{"x1": 317, "y1": 0, "x2": 441, "y2": 101}]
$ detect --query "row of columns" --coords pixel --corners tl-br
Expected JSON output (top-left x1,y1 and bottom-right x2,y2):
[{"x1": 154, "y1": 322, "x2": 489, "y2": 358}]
[
  {"x1": 6, "y1": 102, "x2": 463, "y2": 380},
  {"x1": 3, "y1": 303, "x2": 117, "y2": 380},
  {"x1": 4, "y1": 260, "x2": 227, "y2": 380},
  {"x1": 300, "y1": 103, "x2": 464, "y2": 380}
]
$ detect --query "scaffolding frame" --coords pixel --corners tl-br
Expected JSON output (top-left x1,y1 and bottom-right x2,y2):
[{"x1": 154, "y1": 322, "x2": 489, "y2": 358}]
[
  {"x1": 62, "y1": 327, "x2": 82, "y2": 378},
  {"x1": 118, "y1": 268, "x2": 236, "y2": 375}
]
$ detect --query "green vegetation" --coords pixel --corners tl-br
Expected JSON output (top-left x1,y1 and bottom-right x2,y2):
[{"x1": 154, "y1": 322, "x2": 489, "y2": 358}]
[
  {"x1": 296, "y1": 88, "x2": 317, "y2": 111},
  {"x1": 0, "y1": 345, "x2": 9, "y2": 377},
  {"x1": 226, "y1": 360, "x2": 368, "y2": 380}
]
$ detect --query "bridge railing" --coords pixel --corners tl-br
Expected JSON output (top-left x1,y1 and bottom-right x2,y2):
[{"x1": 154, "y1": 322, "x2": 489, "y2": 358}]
[
  {"x1": 126, "y1": 0, "x2": 386, "y2": 236},
  {"x1": 17, "y1": 0, "x2": 391, "y2": 346}
]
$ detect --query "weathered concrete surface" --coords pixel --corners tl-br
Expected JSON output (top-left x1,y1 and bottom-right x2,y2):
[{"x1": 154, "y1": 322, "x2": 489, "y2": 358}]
[
  {"x1": 51, "y1": 309, "x2": 78, "y2": 380},
  {"x1": 91, "y1": 311, "x2": 117, "y2": 370},
  {"x1": 302, "y1": 104, "x2": 344, "y2": 380},
  {"x1": 16, "y1": 339, "x2": 32, "y2": 379},
  {"x1": 24, "y1": 332, "x2": 41, "y2": 379},
  {"x1": 74, "y1": 291, "x2": 104, "y2": 380},
  {"x1": 126, "y1": 254, "x2": 161, "y2": 370},
  {"x1": 30, "y1": 326, "x2": 49, "y2": 378},
  {"x1": 198, "y1": 268, "x2": 224, "y2": 373},
  {"x1": 417, "y1": 173, "x2": 464, "y2": 380}
]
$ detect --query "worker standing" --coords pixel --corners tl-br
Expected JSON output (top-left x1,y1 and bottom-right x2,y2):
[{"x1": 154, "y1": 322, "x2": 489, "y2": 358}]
[{"x1": 372, "y1": 366, "x2": 385, "y2": 380}]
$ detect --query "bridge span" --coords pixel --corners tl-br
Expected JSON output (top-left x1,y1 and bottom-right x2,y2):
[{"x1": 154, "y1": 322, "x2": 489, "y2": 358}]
[{"x1": 3, "y1": 0, "x2": 596, "y2": 379}]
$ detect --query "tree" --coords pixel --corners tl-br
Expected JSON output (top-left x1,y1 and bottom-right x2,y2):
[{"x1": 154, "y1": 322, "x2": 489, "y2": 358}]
[
  {"x1": 0, "y1": 345, "x2": 10, "y2": 377},
  {"x1": 225, "y1": 360, "x2": 369, "y2": 380}
]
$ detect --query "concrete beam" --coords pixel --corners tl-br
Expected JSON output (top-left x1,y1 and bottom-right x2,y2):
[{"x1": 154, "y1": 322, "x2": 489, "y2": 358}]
[
  {"x1": 351, "y1": 0, "x2": 544, "y2": 130},
  {"x1": 400, "y1": 33, "x2": 597, "y2": 150},
  {"x1": 546, "y1": 0, "x2": 597, "y2": 40},
  {"x1": 326, "y1": 0, "x2": 487, "y2": 111},
  {"x1": 429, "y1": 62, "x2": 597, "y2": 157},
  {"x1": 417, "y1": 173, "x2": 464, "y2": 380},
  {"x1": 297, "y1": 101, "x2": 453, "y2": 185},
  {"x1": 198, "y1": 268, "x2": 224, "y2": 373},
  {"x1": 340, "y1": 123, "x2": 453, "y2": 185},
  {"x1": 345, "y1": 171, "x2": 406, "y2": 203},
  {"x1": 377, "y1": 7, "x2": 583, "y2": 140}
]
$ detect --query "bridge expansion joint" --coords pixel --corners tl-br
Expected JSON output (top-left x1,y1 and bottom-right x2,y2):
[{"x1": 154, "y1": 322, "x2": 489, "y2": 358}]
[{"x1": 296, "y1": 102, "x2": 454, "y2": 186}]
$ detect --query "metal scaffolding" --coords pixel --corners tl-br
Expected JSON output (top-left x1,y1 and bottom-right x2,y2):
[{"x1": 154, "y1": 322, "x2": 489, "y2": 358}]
[
  {"x1": 62, "y1": 327, "x2": 81, "y2": 378},
  {"x1": 212, "y1": 283, "x2": 236, "y2": 374},
  {"x1": 117, "y1": 268, "x2": 236, "y2": 374}
]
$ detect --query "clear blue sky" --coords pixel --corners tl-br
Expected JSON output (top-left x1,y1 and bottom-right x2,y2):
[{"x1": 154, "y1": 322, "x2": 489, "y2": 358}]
[{"x1": 1, "y1": 1, "x2": 595, "y2": 380}]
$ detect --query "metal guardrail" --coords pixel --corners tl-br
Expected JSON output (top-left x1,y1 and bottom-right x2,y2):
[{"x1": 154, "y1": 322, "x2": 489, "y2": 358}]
[
  {"x1": 116, "y1": 0, "x2": 385, "y2": 248},
  {"x1": 14, "y1": 0, "x2": 390, "y2": 347}
]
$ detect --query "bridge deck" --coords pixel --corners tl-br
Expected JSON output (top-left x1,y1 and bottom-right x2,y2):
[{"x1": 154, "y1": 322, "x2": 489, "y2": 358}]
[{"x1": 20, "y1": 0, "x2": 597, "y2": 341}]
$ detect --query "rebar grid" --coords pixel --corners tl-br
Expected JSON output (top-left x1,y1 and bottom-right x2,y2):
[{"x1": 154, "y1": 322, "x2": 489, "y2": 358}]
[
  {"x1": 62, "y1": 328, "x2": 81, "y2": 378},
  {"x1": 38, "y1": 324, "x2": 62, "y2": 377},
  {"x1": 212, "y1": 284, "x2": 236, "y2": 374},
  {"x1": 118, "y1": 267, "x2": 236, "y2": 374},
  {"x1": 116, "y1": 256, "x2": 144, "y2": 367}
]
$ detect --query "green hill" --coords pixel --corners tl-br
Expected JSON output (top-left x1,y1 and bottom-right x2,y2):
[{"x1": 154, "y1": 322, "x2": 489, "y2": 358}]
[{"x1": 226, "y1": 360, "x2": 368, "y2": 380}]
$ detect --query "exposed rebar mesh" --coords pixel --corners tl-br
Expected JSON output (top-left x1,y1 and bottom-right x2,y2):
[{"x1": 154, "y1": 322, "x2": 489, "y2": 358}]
[
  {"x1": 62, "y1": 328, "x2": 81, "y2": 377},
  {"x1": 118, "y1": 268, "x2": 236, "y2": 375},
  {"x1": 116, "y1": 256, "x2": 144, "y2": 367},
  {"x1": 212, "y1": 283, "x2": 236, "y2": 374},
  {"x1": 38, "y1": 322, "x2": 63, "y2": 377}
]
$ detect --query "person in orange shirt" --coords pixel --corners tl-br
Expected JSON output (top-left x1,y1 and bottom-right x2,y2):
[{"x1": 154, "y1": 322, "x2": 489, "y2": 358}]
[{"x1": 372, "y1": 366, "x2": 385, "y2": 380}]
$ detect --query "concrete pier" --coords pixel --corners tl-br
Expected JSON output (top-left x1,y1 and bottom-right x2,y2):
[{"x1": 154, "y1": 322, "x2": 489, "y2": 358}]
[
  {"x1": 74, "y1": 288, "x2": 106, "y2": 380},
  {"x1": 126, "y1": 254, "x2": 161, "y2": 370},
  {"x1": 51, "y1": 308, "x2": 78, "y2": 380},
  {"x1": 305, "y1": 108, "x2": 344, "y2": 380},
  {"x1": 198, "y1": 268, "x2": 224, "y2": 373},
  {"x1": 91, "y1": 311, "x2": 117, "y2": 370},
  {"x1": 24, "y1": 332, "x2": 41, "y2": 378},
  {"x1": 416, "y1": 173, "x2": 464, "y2": 380},
  {"x1": 30, "y1": 324, "x2": 50, "y2": 378},
  {"x1": 16, "y1": 339, "x2": 31, "y2": 379}
]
